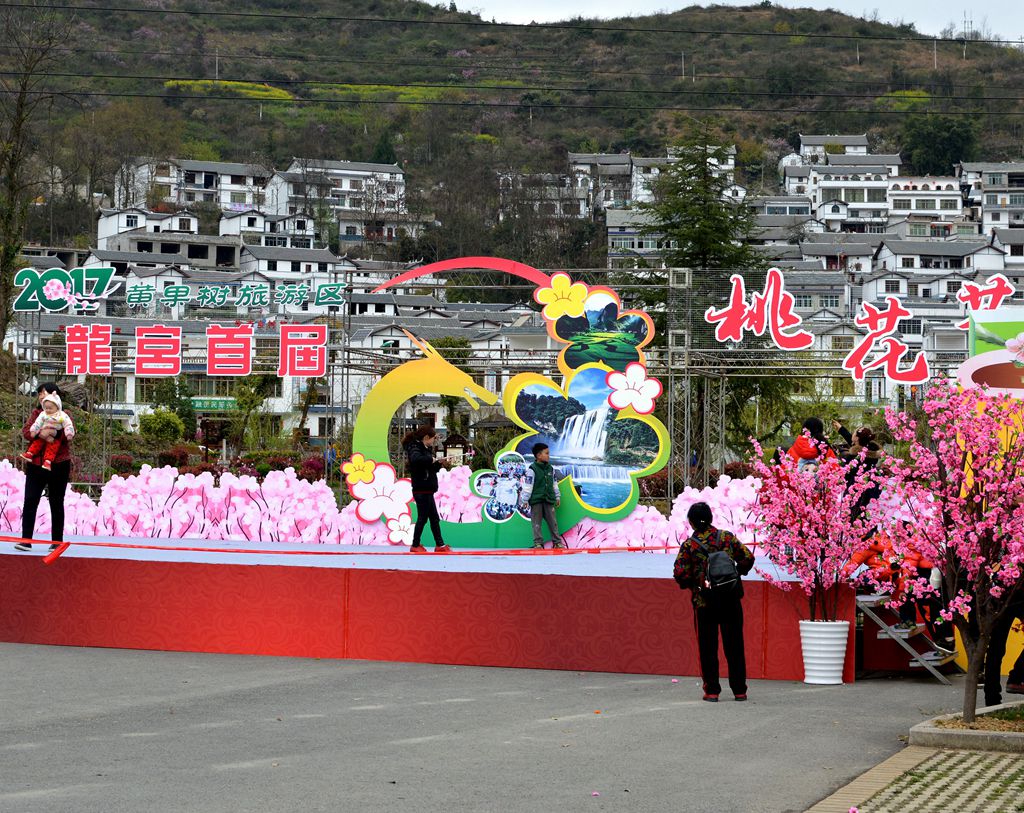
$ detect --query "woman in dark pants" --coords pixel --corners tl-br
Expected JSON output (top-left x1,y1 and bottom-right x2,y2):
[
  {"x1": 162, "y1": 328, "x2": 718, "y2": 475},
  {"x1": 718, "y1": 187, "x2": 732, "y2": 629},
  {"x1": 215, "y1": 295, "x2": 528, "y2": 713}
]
[
  {"x1": 14, "y1": 383, "x2": 73, "y2": 553},
  {"x1": 402, "y1": 425, "x2": 452, "y2": 553}
]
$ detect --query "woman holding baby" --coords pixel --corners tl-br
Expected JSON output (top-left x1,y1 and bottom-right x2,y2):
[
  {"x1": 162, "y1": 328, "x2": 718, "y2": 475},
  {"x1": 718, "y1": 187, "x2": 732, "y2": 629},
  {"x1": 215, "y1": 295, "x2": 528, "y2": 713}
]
[{"x1": 13, "y1": 382, "x2": 75, "y2": 553}]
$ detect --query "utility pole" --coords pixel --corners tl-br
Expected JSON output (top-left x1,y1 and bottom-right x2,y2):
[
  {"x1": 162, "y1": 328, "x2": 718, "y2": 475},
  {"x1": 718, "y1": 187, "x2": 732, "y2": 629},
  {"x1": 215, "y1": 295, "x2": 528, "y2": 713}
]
[
  {"x1": 215, "y1": 49, "x2": 220, "y2": 80},
  {"x1": 681, "y1": 51, "x2": 685, "y2": 78},
  {"x1": 934, "y1": 38, "x2": 937, "y2": 69},
  {"x1": 856, "y1": 42, "x2": 860, "y2": 65}
]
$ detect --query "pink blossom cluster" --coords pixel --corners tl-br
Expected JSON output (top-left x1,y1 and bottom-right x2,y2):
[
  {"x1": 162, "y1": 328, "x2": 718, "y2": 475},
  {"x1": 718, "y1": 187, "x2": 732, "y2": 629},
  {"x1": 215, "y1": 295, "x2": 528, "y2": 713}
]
[
  {"x1": 748, "y1": 440, "x2": 881, "y2": 621},
  {"x1": 668, "y1": 475, "x2": 761, "y2": 547},
  {"x1": 880, "y1": 382, "x2": 1024, "y2": 621}
]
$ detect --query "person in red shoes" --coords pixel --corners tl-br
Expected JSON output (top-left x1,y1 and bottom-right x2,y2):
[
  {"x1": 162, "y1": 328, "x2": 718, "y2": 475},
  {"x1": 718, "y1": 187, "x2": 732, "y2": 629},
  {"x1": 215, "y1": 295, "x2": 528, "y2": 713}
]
[
  {"x1": 673, "y1": 502, "x2": 755, "y2": 703},
  {"x1": 402, "y1": 425, "x2": 453, "y2": 554},
  {"x1": 14, "y1": 383, "x2": 74, "y2": 554}
]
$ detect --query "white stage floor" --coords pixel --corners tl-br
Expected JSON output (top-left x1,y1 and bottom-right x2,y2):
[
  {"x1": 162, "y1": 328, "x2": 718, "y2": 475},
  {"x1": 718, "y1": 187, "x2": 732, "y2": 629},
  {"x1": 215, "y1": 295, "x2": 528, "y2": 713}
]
[{"x1": 6, "y1": 536, "x2": 796, "y2": 581}]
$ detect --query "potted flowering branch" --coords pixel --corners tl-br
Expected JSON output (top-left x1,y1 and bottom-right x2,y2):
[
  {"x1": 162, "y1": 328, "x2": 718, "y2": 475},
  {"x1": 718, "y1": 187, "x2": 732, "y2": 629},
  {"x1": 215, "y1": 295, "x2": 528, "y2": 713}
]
[
  {"x1": 880, "y1": 382, "x2": 1024, "y2": 722},
  {"x1": 749, "y1": 439, "x2": 880, "y2": 684}
]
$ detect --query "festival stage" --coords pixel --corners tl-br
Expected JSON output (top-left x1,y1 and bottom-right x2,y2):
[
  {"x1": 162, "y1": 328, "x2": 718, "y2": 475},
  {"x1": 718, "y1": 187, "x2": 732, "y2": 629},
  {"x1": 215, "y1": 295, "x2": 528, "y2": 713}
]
[{"x1": 0, "y1": 539, "x2": 855, "y2": 682}]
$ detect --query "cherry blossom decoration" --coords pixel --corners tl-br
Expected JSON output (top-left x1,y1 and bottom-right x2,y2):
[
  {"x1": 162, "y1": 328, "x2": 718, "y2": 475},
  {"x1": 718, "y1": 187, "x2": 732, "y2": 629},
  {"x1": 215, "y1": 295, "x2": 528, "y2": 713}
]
[
  {"x1": 347, "y1": 461, "x2": 413, "y2": 522},
  {"x1": 606, "y1": 362, "x2": 662, "y2": 415},
  {"x1": 534, "y1": 272, "x2": 589, "y2": 320}
]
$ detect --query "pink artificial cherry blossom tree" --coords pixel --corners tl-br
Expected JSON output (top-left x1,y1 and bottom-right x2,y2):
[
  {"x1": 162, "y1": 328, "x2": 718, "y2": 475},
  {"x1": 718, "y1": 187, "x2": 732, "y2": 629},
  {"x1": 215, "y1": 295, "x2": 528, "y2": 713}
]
[
  {"x1": 880, "y1": 382, "x2": 1024, "y2": 722},
  {"x1": 748, "y1": 439, "x2": 879, "y2": 622}
]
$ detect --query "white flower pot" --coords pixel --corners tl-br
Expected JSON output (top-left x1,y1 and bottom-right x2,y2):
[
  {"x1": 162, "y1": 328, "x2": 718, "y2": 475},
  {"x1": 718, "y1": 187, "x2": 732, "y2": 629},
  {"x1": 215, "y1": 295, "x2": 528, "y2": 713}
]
[{"x1": 799, "y1": 620, "x2": 850, "y2": 685}]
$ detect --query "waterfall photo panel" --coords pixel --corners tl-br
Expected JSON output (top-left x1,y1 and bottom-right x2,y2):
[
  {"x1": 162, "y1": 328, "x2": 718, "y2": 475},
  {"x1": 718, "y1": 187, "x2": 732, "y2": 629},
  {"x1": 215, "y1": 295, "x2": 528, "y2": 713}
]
[{"x1": 509, "y1": 366, "x2": 659, "y2": 510}]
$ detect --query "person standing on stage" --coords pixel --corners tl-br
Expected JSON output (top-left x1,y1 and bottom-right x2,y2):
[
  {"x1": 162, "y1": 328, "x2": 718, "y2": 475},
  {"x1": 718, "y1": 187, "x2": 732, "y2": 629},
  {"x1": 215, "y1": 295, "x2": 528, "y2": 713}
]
[
  {"x1": 15, "y1": 383, "x2": 74, "y2": 553},
  {"x1": 673, "y1": 502, "x2": 755, "y2": 702},
  {"x1": 402, "y1": 426, "x2": 452, "y2": 554}
]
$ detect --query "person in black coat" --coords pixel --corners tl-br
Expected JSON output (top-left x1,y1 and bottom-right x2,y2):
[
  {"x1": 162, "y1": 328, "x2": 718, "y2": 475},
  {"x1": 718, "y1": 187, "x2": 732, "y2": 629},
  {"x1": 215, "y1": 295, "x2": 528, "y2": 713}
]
[{"x1": 402, "y1": 425, "x2": 452, "y2": 553}]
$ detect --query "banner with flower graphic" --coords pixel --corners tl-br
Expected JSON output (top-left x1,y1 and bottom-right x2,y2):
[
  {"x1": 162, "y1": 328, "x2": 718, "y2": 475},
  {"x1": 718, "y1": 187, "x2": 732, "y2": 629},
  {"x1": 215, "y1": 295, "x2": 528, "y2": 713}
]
[
  {"x1": 959, "y1": 305, "x2": 1024, "y2": 396},
  {"x1": 341, "y1": 257, "x2": 671, "y2": 548}
]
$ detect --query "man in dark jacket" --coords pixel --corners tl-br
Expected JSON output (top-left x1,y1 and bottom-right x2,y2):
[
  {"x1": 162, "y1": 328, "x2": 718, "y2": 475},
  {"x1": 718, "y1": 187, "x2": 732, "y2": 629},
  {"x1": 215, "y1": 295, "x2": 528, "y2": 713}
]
[
  {"x1": 528, "y1": 443, "x2": 564, "y2": 549},
  {"x1": 673, "y1": 502, "x2": 755, "y2": 702}
]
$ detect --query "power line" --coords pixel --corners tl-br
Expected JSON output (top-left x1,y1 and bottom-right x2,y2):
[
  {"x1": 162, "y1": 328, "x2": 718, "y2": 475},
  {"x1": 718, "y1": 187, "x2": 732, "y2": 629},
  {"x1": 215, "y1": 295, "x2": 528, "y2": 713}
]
[
  {"x1": 11, "y1": 86, "x2": 1024, "y2": 116},
  {"x1": 3, "y1": 44, "x2": 1019, "y2": 94},
  {"x1": 16, "y1": 70, "x2": 1024, "y2": 105},
  {"x1": 2, "y1": 1, "x2": 1019, "y2": 46}
]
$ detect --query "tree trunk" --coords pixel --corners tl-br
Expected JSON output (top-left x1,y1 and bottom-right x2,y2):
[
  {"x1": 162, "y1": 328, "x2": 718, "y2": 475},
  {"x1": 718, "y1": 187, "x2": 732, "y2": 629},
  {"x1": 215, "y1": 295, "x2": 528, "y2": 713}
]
[{"x1": 963, "y1": 644, "x2": 986, "y2": 723}]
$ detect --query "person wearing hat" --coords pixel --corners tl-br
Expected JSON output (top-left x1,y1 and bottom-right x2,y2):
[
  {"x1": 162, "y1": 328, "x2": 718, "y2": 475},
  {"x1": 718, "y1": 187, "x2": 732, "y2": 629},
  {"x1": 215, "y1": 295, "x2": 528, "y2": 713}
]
[{"x1": 21, "y1": 391, "x2": 75, "y2": 471}]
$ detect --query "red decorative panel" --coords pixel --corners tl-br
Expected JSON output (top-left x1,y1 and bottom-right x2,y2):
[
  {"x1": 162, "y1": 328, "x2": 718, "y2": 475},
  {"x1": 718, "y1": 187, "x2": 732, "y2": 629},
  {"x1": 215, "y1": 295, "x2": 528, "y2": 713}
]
[{"x1": 0, "y1": 555, "x2": 854, "y2": 681}]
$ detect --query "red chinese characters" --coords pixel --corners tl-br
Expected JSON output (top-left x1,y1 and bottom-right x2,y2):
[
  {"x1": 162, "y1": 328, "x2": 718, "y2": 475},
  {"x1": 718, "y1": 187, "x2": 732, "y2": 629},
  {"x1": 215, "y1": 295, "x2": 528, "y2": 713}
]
[
  {"x1": 66, "y1": 323, "x2": 112, "y2": 375},
  {"x1": 277, "y1": 324, "x2": 327, "y2": 378},
  {"x1": 843, "y1": 297, "x2": 929, "y2": 384},
  {"x1": 135, "y1": 324, "x2": 182, "y2": 377},
  {"x1": 704, "y1": 269, "x2": 813, "y2": 351},
  {"x1": 956, "y1": 273, "x2": 1015, "y2": 330},
  {"x1": 206, "y1": 323, "x2": 253, "y2": 376}
]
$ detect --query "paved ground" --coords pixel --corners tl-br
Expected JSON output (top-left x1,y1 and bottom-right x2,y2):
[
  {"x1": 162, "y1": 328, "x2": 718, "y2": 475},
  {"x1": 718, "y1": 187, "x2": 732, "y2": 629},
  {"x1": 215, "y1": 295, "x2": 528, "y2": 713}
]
[
  {"x1": 0, "y1": 644, "x2": 971, "y2": 813},
  {"x1": 861, "y1": 749, "x2": 1024, "y2": 813}
]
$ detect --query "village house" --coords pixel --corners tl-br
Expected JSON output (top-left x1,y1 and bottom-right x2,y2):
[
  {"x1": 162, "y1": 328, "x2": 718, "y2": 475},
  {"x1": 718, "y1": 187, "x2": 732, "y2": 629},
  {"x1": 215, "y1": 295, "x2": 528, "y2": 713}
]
[
  {"x1": 799, "y1": 134, "x2": 869, "y2": 161},
  {"x1": 114, "y1": 159, "x2": 272, "y2": 211}
]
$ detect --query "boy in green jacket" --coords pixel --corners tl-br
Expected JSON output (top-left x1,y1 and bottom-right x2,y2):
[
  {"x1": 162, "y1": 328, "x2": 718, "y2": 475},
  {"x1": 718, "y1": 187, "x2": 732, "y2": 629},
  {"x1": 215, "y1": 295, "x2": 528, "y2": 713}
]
[{"x1": 529, "y1": 442, "x2": 565, "y2": 549}]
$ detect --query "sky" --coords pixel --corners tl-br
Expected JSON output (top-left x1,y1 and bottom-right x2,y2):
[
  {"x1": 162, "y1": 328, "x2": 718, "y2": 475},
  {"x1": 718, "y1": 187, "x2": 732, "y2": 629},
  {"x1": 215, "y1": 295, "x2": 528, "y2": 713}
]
[{"x1": 467, "y1": 1, "x2": 1023, "y2": 41}]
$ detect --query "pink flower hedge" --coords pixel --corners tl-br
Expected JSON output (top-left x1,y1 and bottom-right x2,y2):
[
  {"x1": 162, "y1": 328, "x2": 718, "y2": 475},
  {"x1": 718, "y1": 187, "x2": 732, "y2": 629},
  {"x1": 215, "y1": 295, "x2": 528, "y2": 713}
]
[{"x1": 0, "y1": 458, "x2": 763, "y2": 549}]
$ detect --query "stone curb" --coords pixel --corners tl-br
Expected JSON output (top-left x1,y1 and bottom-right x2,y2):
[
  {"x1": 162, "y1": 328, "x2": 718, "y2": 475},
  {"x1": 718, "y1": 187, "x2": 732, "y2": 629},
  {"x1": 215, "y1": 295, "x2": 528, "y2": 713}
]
[
  {"x1": 804, "y1": 746, "x2": 935, "y2": 813},
  {"x1": 908, "y1": 699, "x2": 1024, "y2": 752}
]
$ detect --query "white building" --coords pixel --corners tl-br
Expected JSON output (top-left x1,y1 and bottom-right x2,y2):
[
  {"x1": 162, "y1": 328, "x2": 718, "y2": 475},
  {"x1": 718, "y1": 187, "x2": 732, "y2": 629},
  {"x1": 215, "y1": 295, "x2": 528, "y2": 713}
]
[
  {"x1": 799, "y1": 134, "x2": 869, "y2": 161},
  {"x1": 96, "y1": 208, "x2": 199, "y2": 250},
  {"x1": 957, "y1": 161, "x2": 1024, "y2": 233},
  {"x1": 115, "y1": 159, "x2": 272, "y2": 210}
]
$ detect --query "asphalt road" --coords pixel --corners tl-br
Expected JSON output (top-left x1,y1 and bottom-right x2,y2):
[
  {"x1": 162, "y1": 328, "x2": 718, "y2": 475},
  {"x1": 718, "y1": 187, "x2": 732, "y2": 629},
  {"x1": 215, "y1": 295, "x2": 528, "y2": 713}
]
[{"x1": 0, "y1": 644, "x2": 968, "y2": 813}]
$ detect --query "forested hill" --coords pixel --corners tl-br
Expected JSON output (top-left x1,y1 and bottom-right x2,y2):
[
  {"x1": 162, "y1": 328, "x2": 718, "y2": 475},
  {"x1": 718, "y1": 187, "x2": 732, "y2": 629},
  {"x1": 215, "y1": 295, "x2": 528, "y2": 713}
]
[{"x1": 48, "y1": 0, "x2": 1024, "y2": 177}]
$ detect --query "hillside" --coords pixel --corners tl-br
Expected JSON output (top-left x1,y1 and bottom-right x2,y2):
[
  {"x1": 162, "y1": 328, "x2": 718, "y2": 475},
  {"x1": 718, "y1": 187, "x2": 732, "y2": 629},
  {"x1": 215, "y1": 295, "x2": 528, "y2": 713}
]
[{"x1": 47, "y1": 0, "x2": 1024, "y2": 178}]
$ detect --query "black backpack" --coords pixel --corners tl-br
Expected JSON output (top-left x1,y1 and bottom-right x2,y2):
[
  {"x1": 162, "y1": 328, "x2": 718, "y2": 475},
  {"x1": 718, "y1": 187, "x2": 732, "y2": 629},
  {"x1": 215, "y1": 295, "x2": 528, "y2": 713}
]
[{"x1": 695, "y1": 530, "x2": 740, "y2": 594}]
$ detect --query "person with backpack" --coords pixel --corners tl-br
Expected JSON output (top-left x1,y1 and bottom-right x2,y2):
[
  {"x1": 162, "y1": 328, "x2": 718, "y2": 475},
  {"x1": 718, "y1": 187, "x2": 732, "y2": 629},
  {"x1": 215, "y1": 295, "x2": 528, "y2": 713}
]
[{"x1": 673, "y1": 502, "x2": 755, "y2": 702}]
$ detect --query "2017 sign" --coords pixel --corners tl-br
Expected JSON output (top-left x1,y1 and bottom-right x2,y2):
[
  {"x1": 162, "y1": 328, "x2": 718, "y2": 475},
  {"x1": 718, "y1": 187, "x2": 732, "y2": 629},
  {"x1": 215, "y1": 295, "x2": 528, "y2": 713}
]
[{"x1": 13, "y1": 266, "x2": 118, "y2": 312}]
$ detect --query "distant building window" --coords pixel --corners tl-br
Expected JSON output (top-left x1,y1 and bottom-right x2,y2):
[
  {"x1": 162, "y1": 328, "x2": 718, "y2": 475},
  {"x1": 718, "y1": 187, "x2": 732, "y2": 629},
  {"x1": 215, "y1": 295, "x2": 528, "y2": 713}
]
[
  {"x1": 794, "y1": 294, "x2": 813, "y2": 309},
  {"x1": 884, "y1": 279, "x2": 901, "y2": 293},
  {"x1": 350, "y1": 179, "x2": 363, "y2": 191},
  {"x1": 940, "y1": 199, "x2": 960, "y2": 210},
  {"x1": 318, "y1": 263, "x2": 328, "y2": 272},
  {"x1": 125, "y1": 215, "x2": 138, "y2": 228},
  {"x1": 296, "y1": 219, "x2": 307, "y2": 230},
  {"x1": 947, "y1": 280, "x2": 963, "y2": 293},
  {"x1": 820, "y1": 295, "x2": 840, "y2": 309},
  {"x1": 915, "y1": 199, "x2": 936, "y2": 210},
  {"x1": 155, "y1": 164, "x2": 171, "y2": 177},
  {"x1": 247, "y1": 217, "x2": 258, "y2": 228},
  {"x1": 178, "y1": 218, "x2": 191, "y2": 231},
  {"x1": 185, "y1": 192, "x2": 195, "y2": 202},
  {"x1": 267, "y1": 260, "x2": 277, "y2": 271},
  {"x1": 1011, "y1": 245, "x2": 1024, "y2": 257},
  {"x1": 909, "y1": 224, "x2": 928, "y2": 237},
  {"x1": 892, "y1": 199, "x2": 911, "y2": 210},
  {"x1": 291, "y1": 237, "x2": 312, "y2": 249},
  {"x1": 901, "y1": 257, "x2": 916, "y2": 268},
  {"x1": 183, "y1": 171, "x2": 196, "y2": 184},
  {"x1": 230, "y1": 192, "x2": 246, "y2": 204},
  {"x1": 898, "y1": 318, "x2": 923, "y2": 335},
  {"x1": 988, "y1": 174, "x2": 1004, "y2": 185},
  {"x1": 345, "y1": 226, "x2": 357, "y2": 236},
  {"x1": 1011, "y1": 194, "x2": 1024, "y2": 207},
  {"x1": 867, "y1": 189, "x2": 886, "y2": 203},
  {"x1": 831, "y1": 335, "x2": 855, "y2": 351},
  {"x1": 137, "y1": 241, "x2": 153, "y2": 253},
  {"x1": 203, "y1": 193, "x2": 214, "y2": 202},
  {"x1": 986, "y1": 194, "x2": 999, "y2": 205},
  {"x1": 992, "y1": 213, "x2": 1001, "y2": 221},
  {"x1": 230, "y1": 175, "x2": 245, "y2": 185}
]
